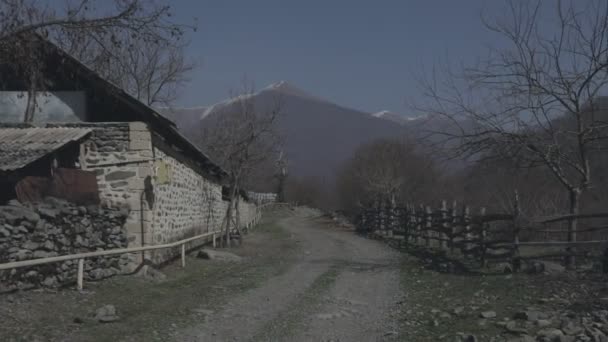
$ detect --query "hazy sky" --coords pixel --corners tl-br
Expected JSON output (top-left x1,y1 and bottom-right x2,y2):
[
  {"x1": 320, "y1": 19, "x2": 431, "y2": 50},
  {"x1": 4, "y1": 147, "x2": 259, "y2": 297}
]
[{"x1": 171, "y1": 1, "x2": 509, "y2": 115}]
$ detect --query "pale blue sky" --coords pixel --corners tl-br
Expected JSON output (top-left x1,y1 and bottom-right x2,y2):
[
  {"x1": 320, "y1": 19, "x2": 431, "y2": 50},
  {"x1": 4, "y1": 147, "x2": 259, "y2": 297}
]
[{"x1": 169, "y1": 1, "x2": 529, "y2": 115}]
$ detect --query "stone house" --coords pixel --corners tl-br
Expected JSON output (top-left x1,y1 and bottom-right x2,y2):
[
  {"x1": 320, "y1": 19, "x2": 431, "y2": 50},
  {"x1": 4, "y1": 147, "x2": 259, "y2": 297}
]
[{"x1": 0, "y1": 37, "x2": 257, "y2": 266}]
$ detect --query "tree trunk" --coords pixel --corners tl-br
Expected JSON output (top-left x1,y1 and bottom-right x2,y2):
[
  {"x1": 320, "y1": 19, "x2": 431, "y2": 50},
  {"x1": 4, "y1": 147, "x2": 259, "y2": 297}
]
[
  {"x1": 24, "y1": 88, "x2": 37, "y2": 123},
  {"x1": 235, "y1": 192, "x2": 242, "y2": 236},
  {"x1": 277, "y1": 173, "x2": 286, "y2": 202},
  {"x1": 223, "y1": 181, "x2": 239, "y2": 247},
  {"x1": 566, "y1": 189, "x2": 581, "y2": 269}
]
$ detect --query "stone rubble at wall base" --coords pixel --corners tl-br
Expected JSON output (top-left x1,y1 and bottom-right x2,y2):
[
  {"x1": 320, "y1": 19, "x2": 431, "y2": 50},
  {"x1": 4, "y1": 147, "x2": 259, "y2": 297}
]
[{"x1": 0, "y1": 197, "x2": 129, "y2": 292}]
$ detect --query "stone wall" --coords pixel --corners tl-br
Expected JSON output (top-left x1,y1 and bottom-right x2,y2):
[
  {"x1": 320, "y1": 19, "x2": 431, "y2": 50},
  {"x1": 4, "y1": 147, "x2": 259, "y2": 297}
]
[
  {"x1": 149, "y1": 146, "x2": 258, "y2": 263},
  {"x1": 79, "y1": 122, "x2": 153, "y2": 252},
  {"x1": 70, "y1": 121, "x2": 259, "y2": 265},
  {"x1": 0, "y1": 198, "x2": 129, "y2": 291}
]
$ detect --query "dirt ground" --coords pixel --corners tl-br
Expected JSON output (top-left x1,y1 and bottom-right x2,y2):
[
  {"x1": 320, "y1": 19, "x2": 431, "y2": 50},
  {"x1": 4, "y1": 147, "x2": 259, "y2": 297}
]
[
  {"x1": 1, "y1": 207, "x2": 606, "y2": 342},
  {"x1": 0, "y1": 207, "x2": 402, "y2": 341},
  {"x1": 176, "y1": 208, "x2": 402, "y2": 342}
]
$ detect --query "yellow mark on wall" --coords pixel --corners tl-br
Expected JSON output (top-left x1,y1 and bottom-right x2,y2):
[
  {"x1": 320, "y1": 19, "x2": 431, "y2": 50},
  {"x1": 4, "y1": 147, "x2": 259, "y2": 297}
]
[{"x1": 154, "y1": 160, "x2": 172, "y2": 184}]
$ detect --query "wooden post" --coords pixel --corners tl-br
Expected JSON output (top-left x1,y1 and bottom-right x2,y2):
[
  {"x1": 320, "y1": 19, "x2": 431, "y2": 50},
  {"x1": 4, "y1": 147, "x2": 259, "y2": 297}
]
[
  {"x1": 181, "y1": 243, "x2": 186, "y2": 268},
  {"x1": 212, "y1": 233, "x2": 217, "y2": 248},
  {"x1": 77, "y1": 258, "x2": 84, "y2": 291},
  {"x1": 480, "y1": 207, "x2": 487, "y2": 268},
  {"x1": 512, "y1": 190, "x2": 521, "y2": 272},
  {"x1": 407, "y1": 205, "x2": 415, "y2": 246},
  {"x1": 425, "y1": 206, "x2": 432, "y2": 248},
  {"x1": 441, "y1": 200, "x2": 449, "y2": 250},
  {"x1": 463, "y1": 205, "x2": 471, "y2": 257},
  {"x1": 450, "y1": 200, "x2": 457, "y2": 254},
  {"x1": 415, "y1": 206, "x2": 423, "y2": 246}
]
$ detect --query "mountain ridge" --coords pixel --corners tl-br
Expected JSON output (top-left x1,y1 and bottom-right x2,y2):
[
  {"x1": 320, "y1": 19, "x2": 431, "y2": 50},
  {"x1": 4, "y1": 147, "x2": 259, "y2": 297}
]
[{"x1": 160, "y1": 82, "x2": 435, "y2": 193}]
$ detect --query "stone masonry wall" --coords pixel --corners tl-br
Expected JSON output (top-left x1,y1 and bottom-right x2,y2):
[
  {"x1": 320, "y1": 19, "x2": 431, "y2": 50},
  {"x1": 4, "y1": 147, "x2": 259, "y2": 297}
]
[
  {"x1": 80, "y1": 122, "x2": 153, "y2": 254},
  {"x1": 76, "y1": 121, "x2": 258, "y2": 265},
  {"x1": 0, "y1": 198, "x2": 128, "y2": 292},
  {"x1": 149, "y1": 147, "x2": 257, "y2": 263}
]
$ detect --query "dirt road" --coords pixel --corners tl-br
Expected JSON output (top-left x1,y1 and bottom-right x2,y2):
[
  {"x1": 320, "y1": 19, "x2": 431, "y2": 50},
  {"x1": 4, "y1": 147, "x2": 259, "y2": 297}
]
[
  {"x1": 177, "y1": 208, "x2": 402, "y2": 342},
  {"x1": 0, "y1": 208, "x2": 402, "y2": 341}
]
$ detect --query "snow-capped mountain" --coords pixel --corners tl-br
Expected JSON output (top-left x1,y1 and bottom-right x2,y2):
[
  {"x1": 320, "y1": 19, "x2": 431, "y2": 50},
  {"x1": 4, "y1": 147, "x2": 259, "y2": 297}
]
[{"x1": 160, "y1": 81, "x2": 445, "y2": 191}]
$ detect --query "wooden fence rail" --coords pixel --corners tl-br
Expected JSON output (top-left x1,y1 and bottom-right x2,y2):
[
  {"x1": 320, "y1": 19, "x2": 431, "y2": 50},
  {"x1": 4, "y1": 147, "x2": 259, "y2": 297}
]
[
  {"x1": 0, "y1": 203, "x2": 289, "y2": 290},
  {"x1": 357, "y1": 202, "x2": 608, "y2": 270}
]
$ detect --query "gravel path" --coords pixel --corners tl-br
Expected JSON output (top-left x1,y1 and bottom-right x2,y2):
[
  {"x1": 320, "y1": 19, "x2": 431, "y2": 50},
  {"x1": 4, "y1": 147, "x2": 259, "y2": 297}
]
[{"x1": 176, "y1": 208, "x2": 402, "y2": 341}]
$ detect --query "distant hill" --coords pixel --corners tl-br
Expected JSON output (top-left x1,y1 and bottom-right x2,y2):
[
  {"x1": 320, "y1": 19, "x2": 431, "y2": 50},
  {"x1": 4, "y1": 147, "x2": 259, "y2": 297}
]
[{"x1": 161, "y1": 81, "x2": 445, "y2": 190}]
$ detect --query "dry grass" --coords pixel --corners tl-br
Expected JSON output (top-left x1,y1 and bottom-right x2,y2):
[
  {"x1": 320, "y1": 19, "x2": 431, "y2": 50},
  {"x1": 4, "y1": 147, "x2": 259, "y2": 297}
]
[{"x1": 0, "y1": 213, "x2": 298, "y2": 342}]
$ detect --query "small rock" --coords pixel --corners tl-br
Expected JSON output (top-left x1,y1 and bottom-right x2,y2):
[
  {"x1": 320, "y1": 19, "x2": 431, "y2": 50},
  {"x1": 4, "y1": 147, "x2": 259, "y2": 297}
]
[
  {"x1": 32, "y1": 250, "x2": 51, "y2": 259},
  {"x1": 561, "y1": 321, "x2": 584, "y2": 335},
  {"x1": 506, "y1": 335, "x2": 536, "y2": 342},
  {"x1": 25, "y1": 270, "x2": 38, "y2": 278},
  {"x1": 537, "y1": 328, "x2": 564, "y2": 339},
  {"x1": 95, "y1": 305, "x2": 119, "y2": 323},
  {"x1": 536, "y1": 319, "x2": 552, "y2": 328},
  {"x1": 453, "y1": 306, "x2": 465, "y2": 315},
  {"x1": 73, "y1": 317, "x2": 84, "y2": 324},
  {"x1": 22, "y1": 241, "x2": 39, "y2": 250},
  {"x1": 37, "y1": 207, "x2": 58, "y2": 219},
  {"x1": 136, "y1": 265, "x2": 166, "y2": 282},
  {"x1": 42, "y1": 276, "x2": 58, "y2": 287},
  {"x1": 480, "y1": 311, "x2": 497, "y2": 319},
  {"x1": 505, "y1": 321, "x2": 528, "y2": 334},
  {"x1": 514, "y1": 310, "x2": 545, "y2": 322},
  {"x1": 495, "y1": 262, "x2": 513, "y2": 273},
  {"x1": 0, "y1": 228, "x2": 10, "y2": 237},
  {"x1": 440, "y1": 312, "x2": 453, "y2": 319},
  {"x1": 196, "y1": 249, "x2": 242, "y2": 262},
  {"x1": 42, "y1": 240, "x2": 55, "y2": 251}
]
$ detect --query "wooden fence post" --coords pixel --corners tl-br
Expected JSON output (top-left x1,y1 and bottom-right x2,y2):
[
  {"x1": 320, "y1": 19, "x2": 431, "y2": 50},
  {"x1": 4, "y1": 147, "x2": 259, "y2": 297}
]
[
  {"x1": 425, "y1": 206, "x2": 432, "y2": 248},
  {"x1": 417, "y1": 205, "x2": 424, "y2": 245},
  {"x1": 77, "y1": 258, "x2": 84, "y2": 291},
  {"x1": 181, "y1": 243, "x2": 186, "y2": 268},
  {"x1": 409, "y1": 205, "x2": 416, "y2": 246},
  {"x1": 450, "y1": 200, "x2": 457, "y2": 254},
  {"x1": 441, "y1": 200, "x2": 449, "y2": 250},
  {"x1": 512, "y1": 190, "x2": 521, "y2": 272},
  {"x1": 463, "y1": 205, "x2": 471, "y2": 257},
  {"x1": 480, "y1": 207, "x2": 488, "y2": 268}
]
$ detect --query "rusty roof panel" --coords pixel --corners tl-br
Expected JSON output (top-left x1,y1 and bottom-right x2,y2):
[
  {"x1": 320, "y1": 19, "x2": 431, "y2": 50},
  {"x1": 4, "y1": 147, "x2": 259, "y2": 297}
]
[{"x1": 0, "y1": 127, "x2": 91, "y2": 171}]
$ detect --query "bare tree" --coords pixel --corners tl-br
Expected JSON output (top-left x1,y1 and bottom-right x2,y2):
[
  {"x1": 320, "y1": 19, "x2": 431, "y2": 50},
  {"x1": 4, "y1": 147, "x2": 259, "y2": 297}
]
[
  {"x1": 336, "y1": 138, "x2": 440, "y2": 216},
  {"x1": 274, "y1": 150, "x2": 288, "y2": 202},
  {"x1": 55, "y1": 28, "x2": 195, "y2": 107},
  {"x1": 417, "y1": 0, "x2": 608, "y2": 268},
  {"x1": 198, "y1": 80, "x2": 282, "y2": 246},
  {"x1": 0, "y1": 0, "x2": 193, "y2": 121}
]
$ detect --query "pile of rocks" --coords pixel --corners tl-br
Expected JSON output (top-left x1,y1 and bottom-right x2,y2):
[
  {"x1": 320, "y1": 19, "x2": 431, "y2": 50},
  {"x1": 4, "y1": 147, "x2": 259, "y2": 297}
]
[
  {"x1": 0, "y1": 197, "x2": 130, "y2": 291},
  {"x1": 454, "y1": 308, "x2": 608, "y2": 342},
  {"x1": 496, "y1": 308, "x2": 608, "y2": 342}
]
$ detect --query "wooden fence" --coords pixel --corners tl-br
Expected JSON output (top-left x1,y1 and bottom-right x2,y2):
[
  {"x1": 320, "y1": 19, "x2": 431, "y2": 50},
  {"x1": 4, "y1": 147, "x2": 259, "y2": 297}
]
[{"x1": 356, "y1": 201, "x2": 608, "y2": 271}]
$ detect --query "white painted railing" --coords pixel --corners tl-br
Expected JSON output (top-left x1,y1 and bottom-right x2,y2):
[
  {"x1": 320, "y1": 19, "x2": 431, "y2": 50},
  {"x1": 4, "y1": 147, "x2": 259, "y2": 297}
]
[
  {"x1": 0, "y1": 202, "x2": 294, "y2": 290},
  {"x1": 0, "y1": 205, "x2": 270, "y2": 290}
]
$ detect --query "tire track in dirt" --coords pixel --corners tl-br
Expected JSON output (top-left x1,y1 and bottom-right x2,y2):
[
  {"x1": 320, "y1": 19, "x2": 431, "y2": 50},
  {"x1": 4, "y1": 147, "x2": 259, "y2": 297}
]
[{"x1": 175, "y1": 209, "x2": 402, "y2": 341}]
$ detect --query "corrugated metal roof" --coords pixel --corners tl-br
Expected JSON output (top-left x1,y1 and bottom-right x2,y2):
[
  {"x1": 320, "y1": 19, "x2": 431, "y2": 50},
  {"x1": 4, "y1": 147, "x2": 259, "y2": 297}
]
[{"x1": 0, "y1": 127, "x2": 91, "y2": 171}]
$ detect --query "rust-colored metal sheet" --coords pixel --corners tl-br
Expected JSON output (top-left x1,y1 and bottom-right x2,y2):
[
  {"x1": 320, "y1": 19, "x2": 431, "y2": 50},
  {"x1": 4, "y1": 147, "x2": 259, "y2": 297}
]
[
  {"x1": 15, "y1": 177, "x2": 52, "y2": 203},
  {"x1": 15, "y1": 168, "x2": 100, "y2": 205},
  {"x1": 50, "y1": 168, "x2": 100, "y2": 205}
]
